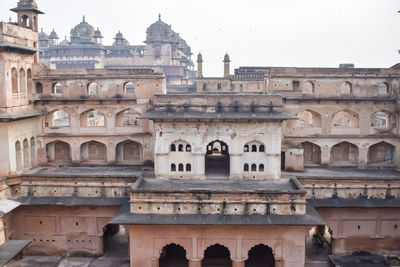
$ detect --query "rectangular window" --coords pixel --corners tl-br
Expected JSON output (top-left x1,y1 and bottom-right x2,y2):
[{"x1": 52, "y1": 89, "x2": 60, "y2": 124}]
[{"x1": 293, "y1": 80, "x2": 300, "y2": 90}]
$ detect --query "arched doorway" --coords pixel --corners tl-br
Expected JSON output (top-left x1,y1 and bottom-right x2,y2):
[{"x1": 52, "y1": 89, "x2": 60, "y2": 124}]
[
  {"x1": 245, "y1": 244, "x2": 275, "y2": 267},
  {"x1": 159, "y1": 244, "x2": 188, "y2": 267},
  {"x1": 205, "y1": 140, "x2": 230, "y2": 178},
  {"x1": 202, "y1": 244, "x2": 232, "y2": 267}
]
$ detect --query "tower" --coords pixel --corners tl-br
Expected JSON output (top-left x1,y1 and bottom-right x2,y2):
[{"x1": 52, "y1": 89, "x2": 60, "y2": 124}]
[
  {"x1": 197, "y1": 53, "x2": 203, "y2": 78},
  {"x1": 223, "y1": 53, "x2": 230, "y2": 78},
  {"x1": 10, "y1": 0, "x2": 44, "y2": 32}
]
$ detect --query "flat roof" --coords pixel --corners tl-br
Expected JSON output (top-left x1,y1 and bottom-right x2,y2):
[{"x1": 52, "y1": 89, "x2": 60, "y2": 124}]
[
  {"x1": 0, "y1": 109, "x2": 44, "y2": 121},
  {"x1": 0, "y1": 240, "x2": 32, "y2": 267},
  {"x1": 23, "y1": 166, "x2": 153, "y2": 178},
  {"x1": 16, "y1": 196, "x2": 129, "y2": 206},
  {"x1": 308, "y1": 198, "x2": 400, "y2": 208},
  {"x1": 286, "y1": 167, "x2": 400, "y2": 180},
  {"x1": 110, "y1": 203, "x2": 324, "y2": 226},
  {"x1": 133, "y1": 178, "x2": 304, "y2": 193}
]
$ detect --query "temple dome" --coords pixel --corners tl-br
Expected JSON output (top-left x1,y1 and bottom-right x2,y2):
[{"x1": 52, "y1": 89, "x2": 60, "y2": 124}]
[
  {"x1": 145, "y1": 14, "x2": 174, "y2": 43},
  {"x1": 38, "y1": 28, "x2": 49, "y2": 41},
  {"x1": 70, "y1": 16, "x2": 97, "y2": 44}
]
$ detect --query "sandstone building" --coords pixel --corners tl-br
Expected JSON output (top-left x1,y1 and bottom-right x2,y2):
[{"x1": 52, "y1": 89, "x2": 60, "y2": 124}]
[
  {"x1": 0, "y1": 1, "x2": 399, "y2": 267},
  {"x1": 38, "y1": 15, "x2": 196, "y2": 92}
]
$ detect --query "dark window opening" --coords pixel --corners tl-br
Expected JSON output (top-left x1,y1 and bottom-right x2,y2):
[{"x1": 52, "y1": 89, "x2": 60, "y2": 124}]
[
  {"x1": 171, "y1": 144, "x2": 176, "y2": 152},
  {"x1": 244, "y1": 164, "x2": 249, "y2": 172},
  {"x1": 171, "y1": 164, "x2": 176, "y2": 172},
  {"x1": 251, "y1": 164, "x2": 257, "y2": 172},
  {"x1": 178, "y1": 164, "x2": 184, "y2": 172},
  {"x1": 251, "y1": 145, "x2": 257, "y2": 152},
  {"x1": 259, "y1": 164, "x2": 264, "y2": 172},
  {"x1": 259, "y1": 145, "x2": 265, "y2": 152},
  {"x1": 186, "y1": 164, "x2": 191, "y2": 172}
]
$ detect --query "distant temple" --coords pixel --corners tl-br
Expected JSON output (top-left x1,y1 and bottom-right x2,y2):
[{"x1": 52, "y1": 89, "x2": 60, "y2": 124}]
[{"x1": 38, "y1": 15, "x2": 195, "y2": 92}]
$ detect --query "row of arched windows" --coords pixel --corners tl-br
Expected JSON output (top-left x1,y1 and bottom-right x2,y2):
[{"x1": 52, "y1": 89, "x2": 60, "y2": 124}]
[
  {"x1": 171, "y1": 143, "x2": 192, "y2": 152},
  {"x1": 294, "y1": 109, "x2": 396, "y2": 129},
  {"x1": 11, "y1": 67, "x2": 33, "y2": 94},
  {"x1": 45, "y1": 81, "x2": 136, "y2": 95},
  {"x1": 296, "y1": 81, "x2": 390, "y2": 95},
  {"x1": 244, "y1": 144, "x2": 265, "y2": 152},
  {"x1": 45, "y1": 109, "x2": 140, "y2": 128},
  {"x1": 244, "y1": 163, "x2": 265, "y2": 172},
  {"x1": 171, "y1": 163, "x2": 192, "y2": 172},
  {"x1": 15, "y1": 137, "x2": 36, "y2": 172}
]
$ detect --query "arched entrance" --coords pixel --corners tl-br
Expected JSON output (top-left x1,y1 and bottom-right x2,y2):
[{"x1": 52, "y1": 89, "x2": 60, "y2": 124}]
[
  {"x1": 202, "y1": 244, "x2": 232, "y2": 267},
  {"x1": 245, "y1": 244, "x2": 275, "y2": 267},
  {"x1": 159, "y1": 243, "x2": 188, "y2": 267},
  {"x1": 205, "y1": 140, "x2": 230, "y2": 178}
]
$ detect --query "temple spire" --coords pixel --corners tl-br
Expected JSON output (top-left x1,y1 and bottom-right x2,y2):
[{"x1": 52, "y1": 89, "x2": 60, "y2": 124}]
[
  {"x1": 158, "y1": 13, "x2": 161, "y2": 21},
  {"x1": 83, "y1": 15, "x2": 85, "y2": 22}
]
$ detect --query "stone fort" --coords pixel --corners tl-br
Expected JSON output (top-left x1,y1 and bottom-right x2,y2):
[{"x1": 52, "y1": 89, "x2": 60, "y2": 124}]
[{"x1": 0, "y1": 1, "x2": 399, "y2": 267}]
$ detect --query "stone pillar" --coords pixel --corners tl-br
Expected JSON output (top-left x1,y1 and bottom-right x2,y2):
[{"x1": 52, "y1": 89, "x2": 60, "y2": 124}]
[
  {"x1": 230, "y1": 154, "x2": 241, "y2": 179},
  {"x1": 71, "y1": 142, "x2": 80, "y2": 163},
  {"x1": 107, "y1": 143, "x2": 116, "y2": 164},
  {"x1": 321, "y1": 145, "x2": 330, "y2": 166},
  {"x1": 358, "y1": 145, "x2": 368, "y2": 169},
  {"x1": 151, "y1": 257, "x2": 159, "y2": 267},
  {"x1": 189, "y1": 259, "x2": 202, "y2": 267},
  {"x1": 197, "y1": 53, "x2": 203, "y2": 78},
  {"x1": 232, "y1": 260, "x2": 245, "y2": 267},
  {"x1": 193, "y1": 153, "x2": 205, "y2": 179}
]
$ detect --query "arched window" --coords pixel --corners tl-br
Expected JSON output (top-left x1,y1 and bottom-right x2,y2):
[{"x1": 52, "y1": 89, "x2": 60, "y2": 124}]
[
  {"x1": 302, "y1": 81, "x2": 314, "y2": 94},
  {"x1": 244, "y1": 145, "x2": 249, "y2": 152},
  {"x1": 340, "y1": 81, "x2": 352, "y2": 95},
  {"x1": 27, "y1": 69, "x2": 33, "y2": 94},
  {"x1": 378, "y1": 83, "x2": 389, "y2": 95},
  {"x1": 15, "y1": 141, "x2": 22, "y2": 171},
  {"x1": 371, "y1": 111, "x2": 388, "y2": 127},
  {"x1": 178, "y1": 144, "x2": 184, "y2": 152},
  {"x1": 259, "y1": 164, "x2": 264, "y2": 172},
  {"x1": 50, "y1": 110, "x2": 69, "y2": 127},
  {"x1": 87, "y1": 110, "x2": 105, "y2": 127},
  {"x1": 171, "y1": 144, "x2": 176, "y2": 152},
  {"x1": 178, "y1": 164, "x2": 184, "y2": 172},
  {"x1": 203, "y1": 83, "x2": 207, "y2": 91},
  {"x1": 259, "y1": 145, "x2": 265, "y2": 152},
  {"x1": 244, "y1": 164, "x2": 249, "y2": 172},
  {"x1": 116, "y1": 141, "x2": 142, "y2": 163},
  {"x1": 23, "y1": 139, "x2": 29, "y2": 169},
  {"x1": 125, "y1": 82, "x2": 135, "y2": 94},
  {"x1": 11, "y1": 68, "x2": 18, "y2": 94},
  {"x1": 30, "y1": 137, "x2": 36, "y2": 166},
  {"x1": 116, "y1": 109, "x2": 139, "y2": 126},
  {"x1": 21, "y1": 15, "x2": 29, "y2": 28},
  {"x1": 171, "y1": 164, "x2": 176, "y2": 172},
  {"x1": 251, "y1": 164, "x2": 257, "y2": 172},
  {"x1": 368, "y1": 142, "x2": 395, "y2": 165},
  {"x1": 53, "y1": 82, "x2": 62, "y2": 94},
  {"x1": 186, "y1": 144, "x2": 191, "y2": 152},
  {"x1": 295, "y1": 110, "x2": 322, "y2": 128},
  {"x1": 186, "y1": 164, "x2": 191, "y2": 172},
  {"x1": 35, "y1": 82, "x2": 43, "y2": 94},
  {"x1": 19, "y1": 68, "x2": 26, "y2": 93},
  {"x1": 251, "y1": 145, "x2": 257, "y2": 152},
  {"x1": 87, "y1": 82, "x2": 98, "y2": 95},
  {"x1": 332, "y1": 110, "x2": 359, "y2": 128}
]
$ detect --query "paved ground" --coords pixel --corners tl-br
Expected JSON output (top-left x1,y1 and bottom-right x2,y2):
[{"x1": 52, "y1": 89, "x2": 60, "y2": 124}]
[
  {"x1": 7, "y1": 256, "x2": 63, "y2": 267},
  {"x1": 305, "y1": 234, "x2": 331, "y2": 267}
]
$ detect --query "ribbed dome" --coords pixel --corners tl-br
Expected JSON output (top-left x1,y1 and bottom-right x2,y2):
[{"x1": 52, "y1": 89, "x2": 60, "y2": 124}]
[
  {"x1": 145, "y1": 14, "x2": 173, "y2": 43},
  {"x1": 70, "y1": 16, "x2": 97, "y2": 44},
  {"x1": 38, "y1": 28, "x2": 49, "y2": 41},
  {"x1": 112, "y1": 31, "x2": 130, "y2": 46},
  {"x1": 49, "y1": 29, "x2": 58, "y2": 40}
]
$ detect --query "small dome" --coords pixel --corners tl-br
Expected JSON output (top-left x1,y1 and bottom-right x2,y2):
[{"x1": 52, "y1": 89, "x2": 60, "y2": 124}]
[
  {"x1": 49, "y1": 28, "x2": 58, "y2": 40},
  {"x1": 224, "y1": 53, "x2": 230, "y2": 62},
  {"x1": 70, "y1": 15, "x2": 97, "y2": 44},
  {"x1": 145, "y1": 14, "x2": 173, "y2": 43},
  {"x1": 112, "y1": 31, "x2": 130, "y2": 46},
  {"x1": 38, "y1": 28, "x2": 49, "y2": 40},
  {"x1": 94, "y1": 27, "x2": 103, "y2": 39},
  {"x1": 59, "y1": 36, "x2": 69, "y2": 46}
]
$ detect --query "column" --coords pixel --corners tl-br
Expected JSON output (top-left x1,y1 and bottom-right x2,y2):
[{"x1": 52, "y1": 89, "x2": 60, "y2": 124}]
[
  {"x1": 230, "y1": 154, "x2": 241, "y2": 179},
  {"x1": 232, "y1": 260, "x2": 245, "y2": 267},
  {"x1": 321, "y1": 145, "x2": 330, "y2": 166},
  {"x1": 358, "y1": 145, "x2": 368, "y2": 169},
  {"x1": 151, "y1": 257, "x2": 159, "y2": 267},
  {"x1": 193, "y1": 153, "x2": 205, "y2": 179},
  {"x1": 107, "y1": 143, "x2": 116, "y2": 164},
  {"x1": 71, "y1": 142, "x2": 80, "y2": 163},
  {"x1": 188, "y1": 259, "x2": 202, "y2": 267}
]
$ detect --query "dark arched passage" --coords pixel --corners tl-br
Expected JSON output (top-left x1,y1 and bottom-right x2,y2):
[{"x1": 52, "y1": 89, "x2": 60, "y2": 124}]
[
  {"x1": 159, "y1": 243, "x2": 188, "y2": 267},
  {"x1": 245, "y1": 244, "x2": 275, "y2": 267},
  {"x1": 202, "y1": 244, "x2": 232, "y2": 267},
  {"x1": 205, "y1": 140, "x2": 230, "y2": 178}
]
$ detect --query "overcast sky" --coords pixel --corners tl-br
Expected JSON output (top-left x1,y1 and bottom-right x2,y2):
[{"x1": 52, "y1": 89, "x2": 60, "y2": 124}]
[{"x1": 1, "y1": 0, "x2": 399, "y2": 76}]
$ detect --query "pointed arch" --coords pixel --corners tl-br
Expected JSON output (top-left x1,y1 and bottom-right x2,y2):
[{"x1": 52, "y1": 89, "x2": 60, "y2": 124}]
[
  {"x1": 159, "y1": 243, "x2": 188, "y2": 267},
  {"x1": 340, "y1": 81, "x2": 352, "y2": 94},
  {"x1": 245, "y1": 244, "x2": 275, "y2": 267},
  {"x1": 332, "y1": 110, "x2": 359, "y2": 128},
  {"x1": 368, "y1": 141, "x2": 395, "y2": 166},
  {"x1": 202, "y1": 244, "x2": 232, "y2": 267},
  {"x1": 46, "y1": 140, "x2": 71, "y2": 163},
  {"x1": 116, "y1": 109, "x2": 140, "y2": 127},
  {"x1": 80, "y1": 140, "x2": 107, "y2": 163},
  {"x1": 116, "y1": 140, "x2": 142, "y2": 164},
  {"x1": 330, "y1": 141, "x2": 358, "y2": 165},
  {"x1": 301, "y1": 141, "x2": 321, "y2": 165},
  {"x1": 11, "y1": 68, "x2": 18, "y2": 93},
  {"x1": 19, "y1": 68, "x2": 26, "y2": 93},
  {"x1": 295, "y1": 110, "x2": 321, "y2": 128}
]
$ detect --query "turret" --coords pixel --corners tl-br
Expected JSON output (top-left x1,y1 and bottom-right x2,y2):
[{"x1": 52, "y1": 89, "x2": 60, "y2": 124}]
[
  {"x1": 10, "y1": 0, "x2": 44, "y2": 32},
  {"x1": 197, "y1": 53, "x2": 203, "y2": 78},
  {"x1": 49, "y1": 28, "x2": 59, "y2": 46},
  {"x1": 223, "y1": 53, "x2": 230, "y2": 78}
]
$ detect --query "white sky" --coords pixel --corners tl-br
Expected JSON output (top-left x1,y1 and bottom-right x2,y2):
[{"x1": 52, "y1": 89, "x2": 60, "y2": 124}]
[{"x1": 1, "y1": 0, "x2": 399, "y2": 76}]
